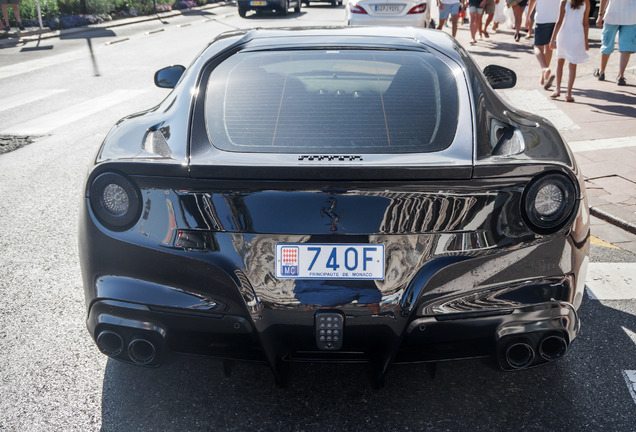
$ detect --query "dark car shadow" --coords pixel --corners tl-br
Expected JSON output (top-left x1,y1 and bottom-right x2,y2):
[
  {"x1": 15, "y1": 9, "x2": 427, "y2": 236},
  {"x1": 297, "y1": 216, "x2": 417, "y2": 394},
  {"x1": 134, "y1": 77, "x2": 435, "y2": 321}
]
[
  {"x1": 241, "y1": 10, "x2": 306, "y2": 18},
  {"x1": 100, "y1": 293, "x2": 636, "y2": 431},
  {"x1": 60, "y1": 28, "x2": 117, "y2": 77}
]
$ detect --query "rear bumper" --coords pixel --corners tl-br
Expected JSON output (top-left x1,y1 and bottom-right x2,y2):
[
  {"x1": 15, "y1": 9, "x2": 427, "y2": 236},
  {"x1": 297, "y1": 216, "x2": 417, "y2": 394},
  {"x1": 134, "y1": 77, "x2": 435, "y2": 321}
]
[
  {"x1": 80, "y1": 174, "x2": 589, "y2": 384},
  {"x1": 238, "y1": 0, "x2": 286, "y2": 10},
  {"x1": 347, "y1": 13, "x2": 429, "y2": 27},
  {"x1": 87, "y1": 294, "x2": 579, "y2": 372}
]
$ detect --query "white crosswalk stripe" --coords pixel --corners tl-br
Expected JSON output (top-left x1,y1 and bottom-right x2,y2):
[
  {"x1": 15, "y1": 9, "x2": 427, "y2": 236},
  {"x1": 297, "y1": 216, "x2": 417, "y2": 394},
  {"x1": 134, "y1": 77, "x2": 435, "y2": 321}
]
[
  {"x1": 1, "y1": 89, "x2": 148, "y2": 135},
  {"x1": 502, "y1": 89, "x2": 580, "y2": 131},
  {"x1": 0, "y1": 89, "x2": 68, "y2": 113},
  {"x1": 586, "y1": 262, "x2": 636, "y2": 300},
  {"x1": 623, "y1": 371, "x2": 636, "y2": 406},
  {"x1": 0, "y1": 51, "x2": 84, "y2": 81}
]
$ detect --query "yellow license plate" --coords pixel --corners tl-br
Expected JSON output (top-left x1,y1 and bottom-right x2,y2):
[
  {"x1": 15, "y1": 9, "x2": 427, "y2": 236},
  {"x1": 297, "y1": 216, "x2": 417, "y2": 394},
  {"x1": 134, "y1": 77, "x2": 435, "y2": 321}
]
[{"x1": 251, "y1": 1, "x2": 267, "y2": 5}]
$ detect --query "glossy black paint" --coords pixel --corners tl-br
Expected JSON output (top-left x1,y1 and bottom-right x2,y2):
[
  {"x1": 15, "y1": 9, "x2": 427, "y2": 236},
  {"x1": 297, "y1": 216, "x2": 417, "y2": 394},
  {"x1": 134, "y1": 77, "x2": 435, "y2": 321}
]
[{"x1": 80, "y1": 27, "x2": 589, "y2": 385}]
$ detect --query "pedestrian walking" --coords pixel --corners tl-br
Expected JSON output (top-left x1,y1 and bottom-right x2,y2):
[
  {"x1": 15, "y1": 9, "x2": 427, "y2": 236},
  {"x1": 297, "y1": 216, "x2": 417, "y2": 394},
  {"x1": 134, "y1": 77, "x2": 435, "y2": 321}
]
[
  {"x1": 437, "y1": 0, "x2": 466, "y2": 38},
  {"x1": 526, "y1": 0, "x2": 561, "y2": 89},
  {"x1": 482, "y1": 0, "x2": 497, "y2": 36},
  {"x1": 508, "y1": 0, "x2": 529, "y2": 41},
  {"x1": 492, "y1": 0, "x2": 506, "y2": 31},
  {"x1": 468, "y1": 0, "x2": 485, "y2": 43},
  {"x1": 593, "y1": 0, "x2": 636, "y2": 86},
  {"x1": 0, "y1": 0, "x2": 25, "y2": 32},
  {"x1": 549, "y1": 0, "x2": 590, "y2": 102}
]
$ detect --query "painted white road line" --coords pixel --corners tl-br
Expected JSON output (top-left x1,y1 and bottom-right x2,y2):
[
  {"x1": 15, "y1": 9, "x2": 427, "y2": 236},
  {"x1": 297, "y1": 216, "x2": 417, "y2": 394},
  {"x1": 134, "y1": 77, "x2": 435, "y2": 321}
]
[
  {"x1": 0, "y1": 51, "x2": 84, "y2": 81},
  {"x1": 0, "y1": 89, "x2": 68, "y2": 113},
  {"x1": 622, "y1": 371, "x2": 636, "y2": 406},
  {"x1": 586, "y1": 262, "x2": 636, "y2": 300},
  {"x1": 568, "y1": 136, "x2": 636, "y2": 153},
  {"x1": 1, "y1": 89, "x2": 148, "y2": 136},
  {"x1": 502, "y1": 89, "x2": 580, "y2": 131}
]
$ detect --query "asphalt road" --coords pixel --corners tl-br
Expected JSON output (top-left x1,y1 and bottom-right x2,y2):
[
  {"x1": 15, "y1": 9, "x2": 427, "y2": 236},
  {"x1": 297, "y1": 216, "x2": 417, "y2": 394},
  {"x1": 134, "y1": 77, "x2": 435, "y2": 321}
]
[{"x1": 1, "y1": 4, "x2": 635, "y2": 431}]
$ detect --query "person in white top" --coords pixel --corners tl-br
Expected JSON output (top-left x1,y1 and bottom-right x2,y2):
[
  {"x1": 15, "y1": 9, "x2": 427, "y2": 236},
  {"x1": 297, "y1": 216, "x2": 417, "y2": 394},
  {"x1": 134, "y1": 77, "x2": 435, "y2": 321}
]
[
  {"x1": 594, "y1": 0, "x2": 636, "y2": 86},
  {"x1": 526, "y1": 0, "x2": 562, "y2": 89}
]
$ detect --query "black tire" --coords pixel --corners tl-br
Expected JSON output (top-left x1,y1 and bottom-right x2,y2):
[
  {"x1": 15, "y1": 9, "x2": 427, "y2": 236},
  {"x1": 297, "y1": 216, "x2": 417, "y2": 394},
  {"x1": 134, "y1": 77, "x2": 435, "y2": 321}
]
[
  {"x1": 280, "y1": 0, "x2": 289, "y2": 15},
  {"x1": 331, "y1": 0, "x2": 337, "y2": 5},
  {"x1": 238, "y1": 6, "x2": 247, "y2": 17}
]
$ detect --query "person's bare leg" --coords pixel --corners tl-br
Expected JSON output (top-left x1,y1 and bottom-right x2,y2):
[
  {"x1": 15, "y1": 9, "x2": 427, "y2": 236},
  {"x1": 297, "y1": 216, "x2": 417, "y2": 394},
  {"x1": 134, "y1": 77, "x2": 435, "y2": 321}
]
[
  {"x1": 599, "y1": 53, "x2": 610, "y2": 76},
  {"x1": 565, "y1": 63, "x2": 577, "y2": 101},
  {"x1": 535, "y1": 45, "x2": 549, "y2": 83},
  {"x1": 2, "y1": 4, "x2": 10, "y2": 29},
  {"x1": 450, "y1": 14, "x2": 460, "y2": 37},
  {"x1": 551, "y1": 58, "x2": 565, "y2": 98},
  {"x1": 618, "y1": 51, "x2": 632, "y2": 80}
]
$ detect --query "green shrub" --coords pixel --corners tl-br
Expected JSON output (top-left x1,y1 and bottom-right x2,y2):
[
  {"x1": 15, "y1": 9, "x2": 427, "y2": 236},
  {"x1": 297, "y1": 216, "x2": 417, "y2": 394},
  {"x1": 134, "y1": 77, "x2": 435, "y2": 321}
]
[
  {"x1": 85, "y1": 0, "x2": 116, "y2": 14},
  {"x1": 57, "y1": 0, "x2": 82, "y2": 15},
  {"x1": 19, "y1": 0, "x2": 60, "y2": 21}
]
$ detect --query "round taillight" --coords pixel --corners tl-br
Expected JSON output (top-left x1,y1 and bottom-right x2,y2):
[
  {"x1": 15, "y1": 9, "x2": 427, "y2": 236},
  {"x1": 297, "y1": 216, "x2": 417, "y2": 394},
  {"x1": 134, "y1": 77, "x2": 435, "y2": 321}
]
[
  {"x1": 522, "y1": 173, "x2": 576, "y2": 234},
  {"x1": 89, "y1": 172, "x2": 141, "y2": 231}
]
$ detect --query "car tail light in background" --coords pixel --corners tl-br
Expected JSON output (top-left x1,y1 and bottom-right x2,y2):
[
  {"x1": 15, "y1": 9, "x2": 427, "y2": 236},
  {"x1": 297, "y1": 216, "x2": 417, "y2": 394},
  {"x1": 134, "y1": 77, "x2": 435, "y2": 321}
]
[
  {"x1": 349, "y1": 4, "x2": 368, "y2": 14},
  {"x1": 89, "y1": 172, "x2": 141, "y2": 231},
  {"x1": 407, "y1": 3, "x2": 427, "y2": 14},
  {"x1": 522, "y1": 173, "x2": 576, "y2": 234}
]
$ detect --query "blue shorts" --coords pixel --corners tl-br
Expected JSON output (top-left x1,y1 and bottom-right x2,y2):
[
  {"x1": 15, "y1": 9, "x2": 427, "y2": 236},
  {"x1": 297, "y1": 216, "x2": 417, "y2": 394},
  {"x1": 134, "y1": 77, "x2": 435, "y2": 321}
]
[
  {"x1": 468, "y1": 6, "x2": 483, "y2": 13},
  {"x1": 439, "y1": 2, "x2": 461, "y2": 20},
  {"x1": 601, "y1": 24, "x2": 636, "y2": 54}
]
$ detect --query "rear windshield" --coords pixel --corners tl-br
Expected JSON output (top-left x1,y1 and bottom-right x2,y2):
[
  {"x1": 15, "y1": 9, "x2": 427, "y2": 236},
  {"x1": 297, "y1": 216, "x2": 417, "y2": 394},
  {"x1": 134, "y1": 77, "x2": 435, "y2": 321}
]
[{"x1": 204, "y1": 49, "x2": 459, "y2": 154}]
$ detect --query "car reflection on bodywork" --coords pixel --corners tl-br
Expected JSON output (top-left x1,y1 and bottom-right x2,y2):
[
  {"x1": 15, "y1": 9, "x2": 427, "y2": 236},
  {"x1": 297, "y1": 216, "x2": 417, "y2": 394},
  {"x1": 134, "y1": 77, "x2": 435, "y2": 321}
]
[{"x1": 80, "y1": 26, "x2": 589, "y2": 387}]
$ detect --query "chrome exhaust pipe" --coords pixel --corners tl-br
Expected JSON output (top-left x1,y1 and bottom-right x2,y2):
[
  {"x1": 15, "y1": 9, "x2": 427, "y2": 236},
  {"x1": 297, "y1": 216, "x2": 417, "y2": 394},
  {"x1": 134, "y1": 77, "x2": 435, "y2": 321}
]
[
  {"x1": 96, "y1": 330, "x2": 124, "y2": 357},
  {"x1": 539, "y1": 335, "x2": 568, "y2": 361},
  {"x1": 505, "y1": 342, "x2": 535, "y2": 369},
  {"x1": 128, "y1": 338, "x2": 156, "y2": 365}
]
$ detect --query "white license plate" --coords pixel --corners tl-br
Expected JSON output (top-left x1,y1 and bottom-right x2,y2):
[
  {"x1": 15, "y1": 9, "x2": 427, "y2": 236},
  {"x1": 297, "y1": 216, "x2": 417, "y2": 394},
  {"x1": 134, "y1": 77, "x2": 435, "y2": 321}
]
[
  {"x1": 374, "y1": 4, "x2": 403, "y2": 12},
  {"x1": 275, "y1": 243, "x2": 385, "y2": 280}
]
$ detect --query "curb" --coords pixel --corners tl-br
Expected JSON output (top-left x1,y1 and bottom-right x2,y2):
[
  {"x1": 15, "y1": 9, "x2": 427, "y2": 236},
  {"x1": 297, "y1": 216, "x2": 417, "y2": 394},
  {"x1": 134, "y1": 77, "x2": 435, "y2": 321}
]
[
  {"x1": 590, "y1": 207, "x2": 636, "y2": 236},
  {"x1": 0, "y1": 1, "x2": 234, "y2": 46}
]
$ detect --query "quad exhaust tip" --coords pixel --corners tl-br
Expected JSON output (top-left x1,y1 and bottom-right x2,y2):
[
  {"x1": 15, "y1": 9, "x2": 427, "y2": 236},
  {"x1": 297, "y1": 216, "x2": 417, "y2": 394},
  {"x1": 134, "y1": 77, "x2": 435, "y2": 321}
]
[
  {"x1": 505, "y1": 342, "x2": 535, "y2": 369},
  {"x1": 128, "y1": 338, "x2": 156, "y2": 365},
  {"x1": 539, "y1": 335, "x2": 568, "y2": 361},
  {"x1": 96, "y1": 330, "x2": 124, "y2": 357}
]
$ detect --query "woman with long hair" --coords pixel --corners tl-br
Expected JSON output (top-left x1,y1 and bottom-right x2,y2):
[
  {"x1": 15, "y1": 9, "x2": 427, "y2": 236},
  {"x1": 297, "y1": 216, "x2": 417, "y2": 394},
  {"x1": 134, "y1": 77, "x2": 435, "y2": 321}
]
[{"x1": 549, "y1": 0, "x2": 590, "y2": 102}]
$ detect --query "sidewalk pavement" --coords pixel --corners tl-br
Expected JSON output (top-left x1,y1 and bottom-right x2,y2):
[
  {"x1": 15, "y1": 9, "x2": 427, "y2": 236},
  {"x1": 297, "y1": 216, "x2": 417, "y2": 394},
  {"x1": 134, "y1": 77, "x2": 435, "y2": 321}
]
[
  {"x1": 451, "y1": 18, "x2": 636, "y2": 251},
  {"x1": 2, "y1": 5, "x2": 636, "y2": 249}
]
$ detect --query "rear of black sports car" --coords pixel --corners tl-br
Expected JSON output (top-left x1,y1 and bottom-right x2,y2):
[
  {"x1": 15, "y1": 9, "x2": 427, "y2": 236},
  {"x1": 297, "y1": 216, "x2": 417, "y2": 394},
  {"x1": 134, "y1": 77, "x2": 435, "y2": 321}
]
[{"x1": 79, "y1": 27, "x2": 589, "y2": 386}]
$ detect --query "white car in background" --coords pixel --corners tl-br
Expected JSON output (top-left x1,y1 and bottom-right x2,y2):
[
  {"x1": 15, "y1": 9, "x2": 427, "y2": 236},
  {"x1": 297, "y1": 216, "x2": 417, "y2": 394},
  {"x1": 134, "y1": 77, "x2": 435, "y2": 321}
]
[{"x1": 346, "y1": 0, "x2": 433, "y2": 28}]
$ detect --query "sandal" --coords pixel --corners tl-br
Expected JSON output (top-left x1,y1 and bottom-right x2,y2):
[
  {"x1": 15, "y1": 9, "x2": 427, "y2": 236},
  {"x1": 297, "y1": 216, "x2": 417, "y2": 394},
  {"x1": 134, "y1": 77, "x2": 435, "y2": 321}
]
[
  {"x1": 617, "y1": 77, "x2": 627, "y2": 86},
  {"x1": 593, "y1": 68, "x2": 605, "y2": 81},
  {"x1": 544, "y1": 74, "x2": 555, "y2": 90},
  {"x1": 565, "y1": 96, "x2": 575, "y2": 103},
  {"x1": 514, "y1": 33, "x2": 520, "y2": 42},
  {"x1": 550, "y1": 92, "x2": 560, "y2": 99}
]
